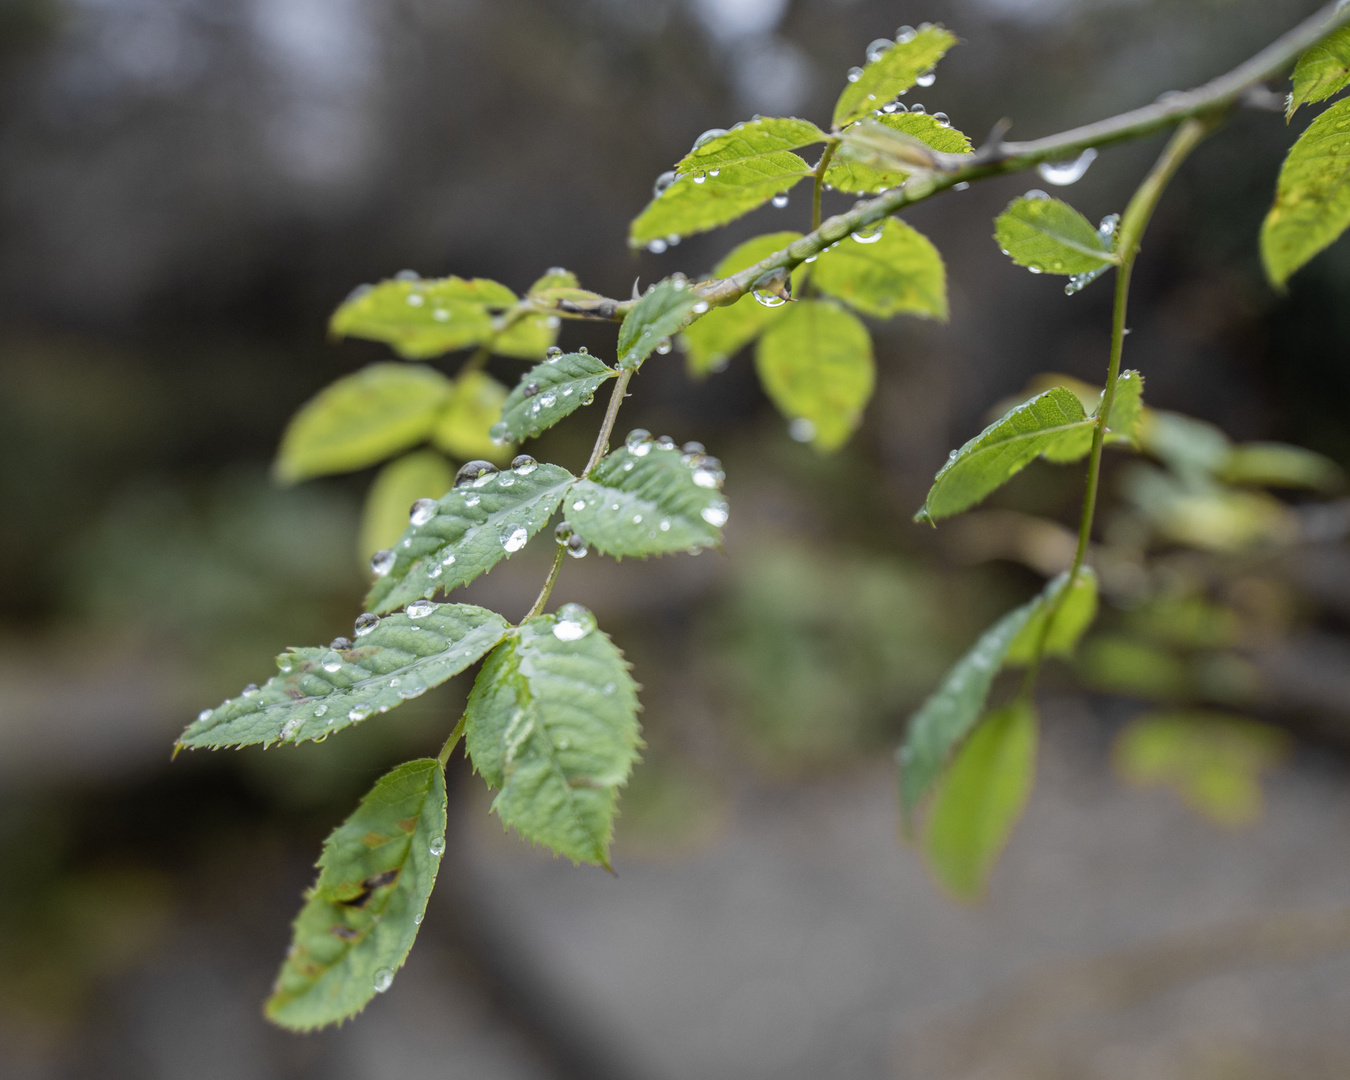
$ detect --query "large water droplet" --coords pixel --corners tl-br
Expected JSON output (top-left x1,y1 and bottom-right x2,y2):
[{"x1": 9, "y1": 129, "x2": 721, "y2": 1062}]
[
  {"x1": 693, "y1": 127, "x2": 727, "y2": 149},
  {"x1": 647, "y1": 238, "x2": 668, "y2": 254},
  {"x1": 512, "y1": 454, "x2": 537, "y2": 474},
  {"x1": 895, "y1": 24, "x2": 915, "y2": 42},
  {"x1": 551, "y1": 602, "x2": 596, "y2": 641},
  {"x1": 565, "y1": 534, "x2": 588, "y2": 558},
  {"x1": 653, "y1": 169, "x2": 676, "y2": 197},
  {"x1": 656, "y1": 337, "x2": 672, "y2": 355},
  {"x1": 771, "y1": 191, "x2": 789, "y2": 209},
  {"x1": 429, "y1": 836, "x2": 446, "y2": 856},
  {"x1": 409, "y1": 498, "x2": 438, "y2": 526},
  {"x1": 846, "y1": 66, "x2": 863, "y2": 83},
  {"x1": 488, "y1": 421, "x2": 508, "y2": 445},
  {"x1": 456, "y1": 460, "x2": 497, "y2": 486},
  {"x1": 406, "y1": 600, "x2": 436, "y2": 619},
  {"x1": 915, "y1": 70, "x2": 936, "y2": 87},
  {"x1": 545, "y1": 345, "x2": 563, "y2": 360},
  {"x1": 626, "y1": 429, "x2": 653, "y2": 456},
  {"x1": 692, "y1": 465, "x2": 723, "y2": 489},
  {"x1": 789, "y1": 417, "x2": 816, "y2": 443},
  {"x1": 866, "y1": 38, "x2": 892, "y2": 62},
  {"x1": 908, "y1": 103, "x2": 926, "y2": 114},
  {"x1": 1024, "y1": 188, "x2": 1051, "y2": 201},
  {"x1": 539, "y1": 391, "x2": 557, "y2": 408},
  {"x1": 852, "y1": 224, "x2": 883, "y2": 243},
  {"x1": 373, "y1": 968, "x2": 394, "y2": 993},
  {"x1": 355, "y1": 612, "x2": 380, "y2": 636},
  {"x1": 701, "y1": 504, "x2": 729, "y2": 527},
  {"x1": 1036, "y1": 147, "x2": 1098, "y2": 186},
  {"x1": 501, "y1": 526, "x2": 529, "y2": 552},
  {"x1": 691, "y1": 174, "x2": 706, "y2": 185},
  {"x1": 370, "y1": 549, "x2": 395, "y2": 577},
  {"x1": 752, "y1": 288, "x2": 786, "y2": 308},
  {"x1": 522, "y1": 382, "x2": 540, "y2": 398},
  {"x1": 349, "y1": 703, "x2": 374, "y2": 722}
]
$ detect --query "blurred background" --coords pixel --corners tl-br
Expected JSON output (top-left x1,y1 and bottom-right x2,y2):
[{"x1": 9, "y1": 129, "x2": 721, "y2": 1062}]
[{"x1": 5, "y1": 0, "x2": 1350, "y2": 1076}]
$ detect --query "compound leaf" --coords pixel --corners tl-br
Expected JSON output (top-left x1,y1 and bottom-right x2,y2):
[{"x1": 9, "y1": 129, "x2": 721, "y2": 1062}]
[
  {"x1": 497, "y1": 352, "x2": 617, "y2": 443},
  {"x1": 365, "y1": 463, "x2": 575, "y2": 614},
  {"x1": 629, "y1": 154, "x2": 813, "y2": 247},
  {"x1": 924, "y1": 701, "x2": 1037, "y2": 900},
  {"x1": 178, "y1": 605, "x2": 509, "y2": 750},
  {"x1": 825, "y1": 113, "x2": 972, "y2": 194},
  {"x1": 565, "y1": 438, "x2": 727, "y2": 557},
  {"x1": 432, "y1": 371, "x2": 512, "y2": 463},
  {"x1": 359, "y1": 450, "x2": 456, "y2": 567},
  {"x1": 675, "y1": 117, "x2": 826, "y2": 174},
  {"x1": 1261, "y1": 98, "x2": 1350, "y2": 288},
  {"x1": 1288, "y1": 26, "x2": 1350, "y2": 120},
  {"x1": 331, "y1": 276, "x2": 517, "y2": 359},
  {"x1": 755, "y1": 300, "x2": 874, "y2": 452},
  {"x1": 916, "y1": 386, "x2": 1090, "y2": 523},
  {"x1": 617, "y1": 279, "x2": 704, "y2": 370},
  {"x1": 832, "y1": 25, "x2": 958, "y2": 129},
  {"x1": 680, "y1": 231, "x2": 802, "y2": 376},
  {"x1": 265, "y1": 759, "x2": 446, "y2": 1030},
  {"x1": 995, "y1": 195, "x2": 1117, "y2": 276},
  {"x1": 275, "y1": 364, "x2": 452, "y2": 484},
  {"x1": 464, "y1": 609, "x2": 642, "y2": 867},
  {"x1": 812, "y1": 218, "x2": 948, "y2": 320}
]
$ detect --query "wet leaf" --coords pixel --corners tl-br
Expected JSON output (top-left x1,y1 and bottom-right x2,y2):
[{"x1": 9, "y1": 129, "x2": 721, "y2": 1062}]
[
  {"x1": 498, "y1": 352, "x2": 617, "y2": 442},
  {"x1": 832, "y1": 25, "x2": 958, "y2": 129},
  {"x1": 812, "y1": 218, "x2": 948, "y2": 320},
  {"x1": 617, "y1": 279, "x2": 704, "y2": 370},
  {"x1": 675, "y1": 117, "x2": 826, "y2": 174},
  {"x1": 331, "y1": 275, "x2": 517, "y2": 360},
  {"x1": 994, "y1": 195, "x2": 1117, "y2": 276},
  {"x1": 826, "y1": 113, "x2": 972, "y2": 194},
  {"x1": 1262, "y1": 98, "x2": 1350, "y2": 287},
  {"x1": 1287, "y1": 26, "x2": 1350, "y2": 120}
]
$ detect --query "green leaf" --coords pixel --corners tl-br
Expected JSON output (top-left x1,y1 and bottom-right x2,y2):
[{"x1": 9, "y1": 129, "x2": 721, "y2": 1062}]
[
  {"x1": 331, "y1": 276, "x2": 517, "y2": 360},
  {"x1": 825, "y1": 113, "x2": 972, "y2": 194},
  {"x1": 675, "y1": 117, "x2": 826, "y2": 174},
  {"x1": 679, "y1": 231, "x2": 802, "y2": 376},
  {"x1": 617, "y1": 279, "x2": 704, "y2": 370},
  {"x1": 832, "y1": 25, "x2": 958, "y2": 129},
  {"x1": 994, "y1": 195, "x2": 1117, "y2": 276},
  {"x1": 464, "y1": 607, "x2": 642, "y2": 866},
  {"x1": 1287, "y1": 26, "x2": 1350, "y2": 120},
  {"x1": 1219, "y1": 441, "x2": 1345, "y2": 491},
  {"x1": 1113, "y1": 711, "x2": 1289, "y2": 826},
  {"x1": 1040, "y1": 369, "x2": 1144, "y2": 463},
  {"x1": 486, "y1": 268, "x2": 577, "y2": 359},
  {"x1": 755, "y1": 300, "x2": 874, "y2": 451},
  {"x1": 275, "y1": 363, "x2": 453, "y2": 484},
  {"x1": 1005, "y1": 567, "x2": 1099, "y2": 664},
  {"x1": 497, "y1": 352, "x2": 617, "y2": 443},
  {"x1": 365, "y1": 463, "x2": 574, "y2": 614},
  {"x1": 916, "y1": 386, "x2": 1091, "y2": 523},
  {"x1": 431, "y1": 371, "x2": 512, "y2": 464},
  {"x1": 359, "y1": 450, "x2": 456, "y2": 567},
  {"x1": 565, "y1": 437, "x2": 727, "y2": 557},
  {"x1": 265, "y1": 759, "x2": 446, "y2": 1030},
  {"x1": 811, "y1": 218, "x2": 948, "y2": 320},
  {"x1": 1262, "y1": 98, "x2": 1350, "y2": 287},
  {"x1": 924, "y1": 701, "x2": 1037, "y2": 900},
  {"x1": 629, "y1": 153, "x2": 814, "y2": 246},
  {"x1": 897, "y1": 589, "x2": 1042, "y2": 823},
  {"x1": 177, "y1": 604, "x2": 510, "y2": 750}
]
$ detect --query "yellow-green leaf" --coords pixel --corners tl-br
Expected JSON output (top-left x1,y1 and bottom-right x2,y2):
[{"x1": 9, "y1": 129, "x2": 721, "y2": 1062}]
[
  {"x1": 995, "y1": 195, "x2": 1117, "y2": 276},
  {"x1": 1005, "y1": 567, "x2": 1098, "y2": 664},
  {"x1": 331, "y1": 275, "x2": 517, "y2": 360},
  {"x1": 832, "y1": 25, "x2": 958, "y2": 129},
  {"x1": 825, "y1": 113, "x2": 972, "y2": 194},
  {"x1": 1287, "y1": 26, "x2": 1350, "y2": 120},
  {"x1": 431, "y1": 371, "x2": 512, "y2": 464},
  {"x1": 675, "y1": 117, "x2": 826, "y2": 174},
  {"x1": 754, "y1": 300, "x2": 874, "y2": 451},
  {"x1": 275, "y1": 363, "x2": 453, "y2": 483},
  {"x1": 812, "y1": 218, "x2": 948, "y2": 320},
  {"x1": 359, "y1": 450, "x2": 456, "y2": 568}
]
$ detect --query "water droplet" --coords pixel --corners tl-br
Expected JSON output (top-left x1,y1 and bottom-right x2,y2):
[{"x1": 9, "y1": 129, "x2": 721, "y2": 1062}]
[
  {"x1": 851, "y1": 225, "x2": 883, "y2": 243},
  {"x1": 647, "y1": 238, "x2": 668, "y2": 254},
  {"x1": 442, "y1": 553, "x2": 456, "y2": 567},
  {"x1": 895, "y1": 24, "x2": 915, "y2": 42},
  {"x1": 693, "y1": 127, "x2": 727, "y2": 149},
  {"x1": 373, "y1": 968, "x2": 394, "y2": 993},
  {"x1": 406, "y1": 600, "x2": 436, "y2": 619},
  {"x1": 573, "y1": 500, "x2": 586, "y2": 511},
  {"x1": 409, "y1": 498, "x2": 438, "y2": 526},
  {"x1": 1024, "y1": 188, "x2": 1051, "y2": 201},
  {"x1": 701, "y1": 504, "x2": 729, "y2": 527},
  {"x1": 395, "y1": 269, "x2": 419, "y2": 281},
  {"x1": 692, "y1": 466, "x2": 723, "y2": 489},
  {"x1": 545, "y1": 346, "x2": 563, "y2": 360},
  {"x1": 1098, "y1": 213, "x2": 1120, "y2": 241},
  {"x1": 429, "y1": 835, "x2": 446, "y2": 856},
  {"x1": 626, "y1": 429, "x2": 653, "y2": 455},
  {"x1": 909, "y1": 103, "x2": 926, "y2": 114},
  {"x1": 355, "y1": 612, "x2": 380, "y2": 636},
  {"x1": 692, "y1": 174, "x2": 706, "y2": 185},
  {"x1": 501, "y1": 526, "x2": 529, "y2": 552},
  {"x1": 915, "y1": 70, "x2": 936, "y2": 87},
  {"x1": 539, "y1": 391, "x2": 557, "y2": 408},
  {"x1": 771, "y1": 191, "x2": 789, "y2": 209},
  {"x1": 406, "y1": 293, "x2": 425, "y2": 307},
  {"x1": 512, "y1": 454, "x2": 537, "y2": 474},
  {"x1": 1036, "y1": 147, "x2": 1098, "y2": 186},
  {"x1": 456, "y1": 460, "x2": 498, "y2": 486},
  {"x1": 413, "y1": 912, "x2": 424, "y2": 925},
  {"x1": 330, "y1": 637, "x2": 352, "y2": 651},
  {"x1": 370, "y1": 549, "x2": 395, "y2": 577},
  {"x1": 691, "y1": 300, "x2": 709, "y2": 316},
  {"x1": 789, "y1": 418, "x2": 816, "y2": 443},
  {"x1": 551, "y1": 603, "x2": 596, "y2": 641},
  {"x1": 280, "y1": 715, "x2": 303, "y2": 740},
  {"x1": 656, "y1": 337, "x2": 672, "y2": 355},
  {"x1": 489, "y1": 421, "x2": 509, "y2": 445},
  {"x1": 566, "y1": 534, "x2": 588, "y2": 558},
  {"x1": 933, "y1": 112, "x2": 949, "y2": 124},
  {"x1": 752, "y1": 288, "x2": 786, "y2": 308},
  {"x1": 866, "y1": 38, "x2": 892, "y2": 62},
  {"x1": 315, "y1": 703, "x2": 327, "y2": 718},
  {"x1": 953, "y1": 181, "x2": 970, "y2": 191},
  {"x1": 846, "y1": 65, "x2": 863, "y2": 83},
  {"x1": 432, "y1": 308, "x2": 450, "y2": 322},
  {"x1": 653, "y1": 170, "x2": 676, "y2": 197},
  {"x1": 522, "y1": 382, "x2": 540, "y2": 398},
  {"x1": 197, "y1": 708, "x2": 212, "y2": 723},
  {"x1": 349, "y1": 703, "x2": 374, "y2": 722},
  {"x1": 656, "y1": 435, "x2": 676, "y2": 451},
  {"x1": 464, "y1": 493, "x2": 481, "y2": 507}
]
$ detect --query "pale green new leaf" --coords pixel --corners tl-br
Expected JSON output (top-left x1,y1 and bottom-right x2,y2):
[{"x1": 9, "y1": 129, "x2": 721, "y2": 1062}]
[
  {"x1": 178, "y1": 605, "x2": 509, "y2": 750},
  {"x1": 675, "y1": 117, "x2": 826, "y2": 174},
  {"x1": 897, "y1": 590, "x2": 1043, "y2": 822},
  {"x1": 617, "y1": 279, "x2": 703, "y2": 369},
  {"x1": 916, "y1": 387, "x2": 1090, "y2": 523},
  {"x1": 265, "y1": 759, "x2": 446, "y2": 1030},
  {"x1": 825, "y1": 113, "x2": 972, "y2": 194},
  {"x1": 1040, "y1": 369, "x2": 1144, "y2": 463},
  {"x1": 464, "y1": 609, "x2": 642, "y2": 866},
  {"x1": 680, "y1": 231, "x2": 802, "y2": 376},
  {"x1": 365, "y1": 464, "x2": 575, "y2": 614},
  {"x1": 565, "y1": 440, "x2": 727, "y2": 557},
  {"x1": 995, "y1": 195, "x2": 1117, "y2": 275},
  {"x1": 629, "y1": 154, "x2": 813, "y2": 246},
  {"x1": 432, "y1": 371, "x2": 512, "y2": 464},
  {"x1": 331, "y1": 276, "x2": 517, "y2": 359},
  {"x1": 812, "y1": 218, "x2": 948, "y2": 320},
  {"x1": 755, "y1": 300, "x2": 874, "y2": 452},
  {"x1": 1261, "y1": 98, "x2": 1350, "y2": 288},
  {"x1": 1287, "y1": 26, "x2": 1350, "y2": 120},
  {"x1": 832, "y1": 25, "x2": 958, "y2": 129},
  {"x1": 487, "y1": 269, "x2": 575, "y2": 360},
  {"x1": 924, "y1": 701, "x2": 1037, "y2": 899},
  {"x1": 497, "y1": 352, "x2": 617, "y2": 442},
  {"x1": 359, "y1": 450, "x2": 456, "y2": 567},
  {"x1": 1005, "y1": 567, "x2": 1099, "y2": 664},
  {"x1": 1219, "y1": 441, "x2": 1345, "y2": 491},
  {"x1": 275, "y1": 364, "x2": 452, "y2": 483}
]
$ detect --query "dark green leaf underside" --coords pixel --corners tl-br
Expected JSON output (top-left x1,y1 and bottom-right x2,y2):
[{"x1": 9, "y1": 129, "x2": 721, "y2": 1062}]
[{"x1": 617, "y1": 280, "x2": 704, "y2": 370}]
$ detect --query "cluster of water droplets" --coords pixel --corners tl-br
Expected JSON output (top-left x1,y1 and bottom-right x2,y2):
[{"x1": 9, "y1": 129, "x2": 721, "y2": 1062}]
[
  {"x1": 1064, "y1": 213, "x2": 1121, "y2": 296},
  {"x1": 554, "y1": 521, "x2": 588, "y2": 559},
  {"x1": 1036, "y1": 146, "x2": 1098, "y2": 187}
]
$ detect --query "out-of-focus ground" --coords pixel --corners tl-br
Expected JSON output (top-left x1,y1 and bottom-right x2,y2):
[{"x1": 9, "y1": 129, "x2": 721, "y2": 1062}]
[{"x1": 3, "y1": 0, "x2": 1350, "y2": 1076}]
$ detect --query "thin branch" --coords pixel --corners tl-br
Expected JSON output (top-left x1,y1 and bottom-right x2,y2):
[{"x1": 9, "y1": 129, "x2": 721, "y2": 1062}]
[
  {"x1": 584, "y1": 368, "x2": 633, "y2": 476},
  {"x1": 811, "y1": 140, "x2": 839, "y2": 232},
  {"x1": 437, "y1": 712, "x2": 468, "y2": 769},
  {"x1": 524, "y1": 545, "x2": 566, "y2": 621}
]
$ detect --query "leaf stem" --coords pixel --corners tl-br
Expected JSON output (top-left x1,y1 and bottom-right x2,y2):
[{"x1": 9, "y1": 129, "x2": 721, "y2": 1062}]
[
  {"x1": 437, "y1": 712, "x2": 468, "y2": 769},
  {"x1": 584, "y1": 368, "x2": 633, "y2": 476},
  {"x1": 525, "y1": 545, "x2": 566, "y2": 621},
  {"x1": 812, "y1": 140, "x2": 839, "y2": 232},
  {"x1": 1018, "y1": 117, "x2": 1211, "y2": 699}
]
